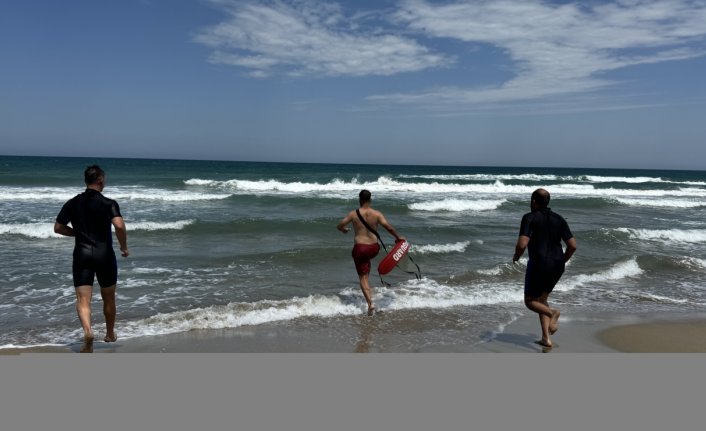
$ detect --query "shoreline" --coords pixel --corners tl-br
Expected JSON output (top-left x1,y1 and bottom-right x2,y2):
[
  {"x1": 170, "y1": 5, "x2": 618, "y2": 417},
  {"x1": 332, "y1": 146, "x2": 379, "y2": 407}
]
[{"x1": 4, "y1": 310, "x2": 706, "y2": 354}]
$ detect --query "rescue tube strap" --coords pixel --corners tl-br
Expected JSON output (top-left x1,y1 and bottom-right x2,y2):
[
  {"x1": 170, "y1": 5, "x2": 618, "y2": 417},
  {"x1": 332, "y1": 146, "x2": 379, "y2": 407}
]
[{"x1": 356, "y1": 209, "x2": 387, "y2": 251}]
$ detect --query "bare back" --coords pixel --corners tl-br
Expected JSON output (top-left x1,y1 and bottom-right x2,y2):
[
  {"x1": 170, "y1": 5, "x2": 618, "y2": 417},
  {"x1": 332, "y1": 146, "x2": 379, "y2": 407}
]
[
  {"x1": 338, "y1": 203, "x2": 403, "y2": 246},
  {"x1": 349, "y1": 207, "x2": 381, "y2": 245}
]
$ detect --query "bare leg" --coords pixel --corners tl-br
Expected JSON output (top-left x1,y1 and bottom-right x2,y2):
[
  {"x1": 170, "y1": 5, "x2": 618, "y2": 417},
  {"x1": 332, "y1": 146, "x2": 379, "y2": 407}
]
[
  {"x1": 358, "y1": 273, "x2": 375, "y2": 315},
  {"x1": 524, "y1": 293, "x2": 559, "y2": 347},
  {"x1": 100, "y1": 285, "x2": 117, "y2": 342},
  {"x1": 75, "y1": 285, "x2": 94, "y2": 353},
  {"x1": 549, "y1": 309, "x2": 561, "y2": 335}
]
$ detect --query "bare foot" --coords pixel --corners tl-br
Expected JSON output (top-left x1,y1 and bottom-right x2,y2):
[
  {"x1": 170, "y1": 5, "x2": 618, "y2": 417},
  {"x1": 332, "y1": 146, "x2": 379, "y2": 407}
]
[
  {"x1": 549, "y1": 309, "x2": 561, "y2": 335},
  {"x1": 535, "y1": 339, "x2": 553, "y2": 349},
  {"x1": 104, "y1": 333, "x2": 117, "y2": 343},
  {"x1": 367, "y1": 306, "x2": 376, "y2": 316},
  {"x1": 80, "y1": 335, "x2": 94, "y2": 353}
]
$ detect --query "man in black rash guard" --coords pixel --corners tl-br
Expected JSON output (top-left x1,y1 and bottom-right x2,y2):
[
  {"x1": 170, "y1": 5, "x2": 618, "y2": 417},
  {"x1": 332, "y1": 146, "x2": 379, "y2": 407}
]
[
  {"x1": 513, "y1": 188, "x2": 576, "y2": 349},
  {"x1": 55, "y1": 165, "x2": 129, "y2": 353}
]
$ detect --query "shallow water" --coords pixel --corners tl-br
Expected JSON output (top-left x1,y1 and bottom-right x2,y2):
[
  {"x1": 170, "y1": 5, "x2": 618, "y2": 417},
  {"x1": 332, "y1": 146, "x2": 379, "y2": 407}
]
[{"x1": 1, "y1": 156, "x2": 705, "y2": 348}]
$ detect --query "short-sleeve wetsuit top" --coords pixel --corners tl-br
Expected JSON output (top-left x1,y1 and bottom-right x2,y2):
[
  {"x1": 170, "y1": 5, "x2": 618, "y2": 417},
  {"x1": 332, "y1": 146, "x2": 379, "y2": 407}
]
[
  {"x1": 56, "y1": 188, "x2": 122, "y2": 287},
  {"x1": 519, "y1": 208, "x2": 573, "y2": 270}
]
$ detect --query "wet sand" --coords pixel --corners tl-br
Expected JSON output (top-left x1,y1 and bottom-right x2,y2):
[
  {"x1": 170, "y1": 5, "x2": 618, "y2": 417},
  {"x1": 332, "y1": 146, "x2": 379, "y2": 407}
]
[
  {"x1": 6, "y1": 311, "x2": 706, "y2": 354},
  {"x1": 597, "y1": 319, "x2": 706, "y2": 352}
]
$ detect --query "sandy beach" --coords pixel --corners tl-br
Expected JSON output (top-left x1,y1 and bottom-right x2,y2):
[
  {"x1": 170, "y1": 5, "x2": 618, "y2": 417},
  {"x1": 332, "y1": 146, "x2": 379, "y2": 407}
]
[{"x1": 4, "y1": 310, "x2": 706, "y2": 355}]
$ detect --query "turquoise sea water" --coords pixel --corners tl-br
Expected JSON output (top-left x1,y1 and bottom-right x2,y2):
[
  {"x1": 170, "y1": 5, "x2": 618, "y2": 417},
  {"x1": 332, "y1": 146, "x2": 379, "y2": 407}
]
[{"x1": 1, "y1": 155, "x2": 706, "y2": 349}]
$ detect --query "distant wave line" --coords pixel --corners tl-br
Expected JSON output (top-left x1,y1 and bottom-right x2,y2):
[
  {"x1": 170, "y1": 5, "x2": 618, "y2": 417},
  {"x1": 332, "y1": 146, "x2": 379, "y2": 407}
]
[
  {"x1": 0, "y1": 220, "x2": 196, "y2": 239},
  {"x1": 398, "y1": 173, "x2": 706, "y2": 186},
  {"x1": 183, "y1": 177, "x2": 706, "y2": 199}
]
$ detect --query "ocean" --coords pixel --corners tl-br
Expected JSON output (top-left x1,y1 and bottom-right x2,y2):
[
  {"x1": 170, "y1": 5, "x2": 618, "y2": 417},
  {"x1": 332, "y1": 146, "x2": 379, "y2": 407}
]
[{"x1": 1, "y1": 155, "x2": 705, "y2": 350}]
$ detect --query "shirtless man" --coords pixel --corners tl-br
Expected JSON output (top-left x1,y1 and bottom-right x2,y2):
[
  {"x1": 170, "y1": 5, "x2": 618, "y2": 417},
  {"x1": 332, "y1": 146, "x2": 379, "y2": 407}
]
[
  {"x1": 55, "y1": 165, "x2": 129, "y2": 352},
  {"x1": 337, "y1": 190, "x2": 404, "y2": 316},
  {"x1": 513, "y1": 188, "x2": 576, "y2": 349}
]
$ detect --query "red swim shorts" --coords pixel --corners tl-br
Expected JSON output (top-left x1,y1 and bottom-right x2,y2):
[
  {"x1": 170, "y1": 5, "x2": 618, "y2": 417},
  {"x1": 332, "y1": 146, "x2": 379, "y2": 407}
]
[{"x1": 352, "y1": 243, "x2": 381, "y2": 275}]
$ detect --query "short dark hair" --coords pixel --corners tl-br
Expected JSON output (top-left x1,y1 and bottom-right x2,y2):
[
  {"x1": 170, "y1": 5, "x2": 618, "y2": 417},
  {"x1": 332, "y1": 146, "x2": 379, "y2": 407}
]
[
  {"x1": 84, "y1": 165, "x2": 105, "y2": 185},
  {"x1": 359, "y1": 189, "x2": 371, "y2": 204},
  {"x1": 531, "y1": 188, "x2": 550, "y2": 208}
]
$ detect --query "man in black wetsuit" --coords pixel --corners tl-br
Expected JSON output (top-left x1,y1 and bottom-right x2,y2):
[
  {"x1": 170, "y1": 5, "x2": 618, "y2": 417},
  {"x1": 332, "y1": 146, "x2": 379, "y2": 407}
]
[
  {"x1": 513, "y1": 188, "x2": 576, "y2": 349},
  {"x1": 55, "y1": 165, "x2": 129, "y2": 353}
]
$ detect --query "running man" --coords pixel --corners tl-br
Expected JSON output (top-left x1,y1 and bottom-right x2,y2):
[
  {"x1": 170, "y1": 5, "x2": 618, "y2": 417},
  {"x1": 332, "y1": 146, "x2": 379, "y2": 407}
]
[
  {"x1": 337, "y1": 190, "x2": 405, "y2": 316},
  {"x1": 54, "y1": 165, "x2": 129, "y2": 353},
  {"x1": 513, "y1": 188, "x2": 577, "y2": 349}
]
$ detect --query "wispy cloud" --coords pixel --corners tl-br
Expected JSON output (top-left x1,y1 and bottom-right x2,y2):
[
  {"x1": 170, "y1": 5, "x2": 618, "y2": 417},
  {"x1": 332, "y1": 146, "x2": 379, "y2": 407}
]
[
  {"x1": 195, "y1": 0, "x2": 706, "y2": 109},
  {"x1": 373, "y1": 0, "x2": 706, "y2": 108},
  {"x1": 194, "y1": 0, "x2": 450, "y2": 78}
]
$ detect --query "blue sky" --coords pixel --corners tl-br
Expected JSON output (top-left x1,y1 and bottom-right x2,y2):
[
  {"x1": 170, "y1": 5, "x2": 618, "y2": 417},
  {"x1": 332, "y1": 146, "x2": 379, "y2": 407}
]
[{"x1": 1, "y1": 0, "x2": 705, "y2": 169}]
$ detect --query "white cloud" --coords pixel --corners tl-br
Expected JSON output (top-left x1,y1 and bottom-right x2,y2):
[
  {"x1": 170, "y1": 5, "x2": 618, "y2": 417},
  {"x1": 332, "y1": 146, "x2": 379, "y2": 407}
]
[
  {"x1": 195, "y1": 0, "x2": 706, "y2": 109},
  {"x1": 194, "y1": 0, "x2": 450, "y2": 78},
  {"x1": 373, "y1": 0, "x2": 706, "y2": 108}
]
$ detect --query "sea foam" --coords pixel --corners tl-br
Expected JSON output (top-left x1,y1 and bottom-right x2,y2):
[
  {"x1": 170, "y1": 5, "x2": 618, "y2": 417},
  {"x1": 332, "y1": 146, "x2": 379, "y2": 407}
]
[
  {"x1": 0, "y1": 219, "x2": 195, "y2": 239},
  {"x1": 614, "y1": 198, "x2": 705, "y2": 208},
  {"x1": 409, "y1": 199, "x2": 506, "y2": 212},
  {"x1": 558, "y1": 258, "x2": 643, "y2": 291},
  {"x1": 182, "y1": 177, "x2": 706, "y2": 200},
  {"x1": 414, "y1": 241, "x2": 470, "y2": 254},
  {"x1": 0, "y1": 186, "x2": 230, "y2": 202},
  {"x1": 616, "y1": 228, "x2": 706, "y2": 244}
]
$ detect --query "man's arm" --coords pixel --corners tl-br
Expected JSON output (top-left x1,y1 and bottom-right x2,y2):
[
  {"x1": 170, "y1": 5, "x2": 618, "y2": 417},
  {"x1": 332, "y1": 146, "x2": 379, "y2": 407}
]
[
  {"x1": 377, "y1": 212, "x2": 404, "y2": 242},
  {"x1": 337, "y1": 212, "x2": 353, "y2": 234},
  {"x1": 513, "y1": 235, "x2": 530, "y2": 262},
  {"x1": 111, "y1": 217, "x2": 129, "y2": 257},
  {"x1": 54, "y1": 222, "x2": 74, "y2": 237},
  {"x1": 563, "y1": 237, "x2": 577, "y2": 262}
]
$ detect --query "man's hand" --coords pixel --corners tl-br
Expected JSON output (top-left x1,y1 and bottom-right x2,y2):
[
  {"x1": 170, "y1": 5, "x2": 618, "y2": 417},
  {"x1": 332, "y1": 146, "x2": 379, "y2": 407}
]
[{"x1": 120, "y1": 248, "x2": 130, "y2": 258}]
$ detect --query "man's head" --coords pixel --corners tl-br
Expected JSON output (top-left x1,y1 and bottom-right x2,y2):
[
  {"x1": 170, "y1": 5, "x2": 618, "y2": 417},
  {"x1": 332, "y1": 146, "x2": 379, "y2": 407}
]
[
  {"x1": 531, "y1": 188, "x2": 550, "y2": 210},
  {"x1": 84, "y1": 165, "x2": 105, "y2": 190},
  {"x1": 359, "y1": 189, "x2": 372, "y2": 206}
]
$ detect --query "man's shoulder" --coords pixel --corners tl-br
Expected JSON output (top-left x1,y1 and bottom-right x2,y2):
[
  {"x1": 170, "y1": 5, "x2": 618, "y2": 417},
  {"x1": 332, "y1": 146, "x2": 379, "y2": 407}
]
[
  {"x1": 95, "y1": 192, "x2": 118, "y2": 205},
  {"x1": 63, "y1": 192, "x2": 84, "y2": 205},
  {"x1": 548, "y1": 209, "x2": 567, "y2": 221}
]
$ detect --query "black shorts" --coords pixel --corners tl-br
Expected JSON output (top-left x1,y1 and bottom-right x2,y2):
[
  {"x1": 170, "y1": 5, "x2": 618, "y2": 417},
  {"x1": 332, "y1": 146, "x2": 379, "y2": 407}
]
[
  {"x1": 524, "y1": 260, "x2": 564, "y2": 298},
  {"x1": 72, "y1": 243, "x2": 118, "y2": 288}
]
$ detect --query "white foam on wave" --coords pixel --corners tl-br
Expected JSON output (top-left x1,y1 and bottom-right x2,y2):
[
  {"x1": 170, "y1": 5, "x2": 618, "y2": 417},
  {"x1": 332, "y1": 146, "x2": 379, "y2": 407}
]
[
  {"x1": 476, "y1": 260, "x2": 527, "y2": 276},
  {"x1": 558, "y1": 258, "x2": 643, "y2": 291},
  {"x1": 636, "y1": 293, "x2": 689, "y2": 304},
  {"x1": 615, "y1": 228, "x2": 706, "y2": 244},
  {"x1": 0, "y1": 186, "x2": 231, "y2": 202},
  {"x1": 398, "y1": 173, "x2": 706, "y2": 186},
  {"x1": 116, "y1": 295, "x2": 363, "y2": 339},
  {"x1": 129, "y1": 220, "x2": 195, "y2": 231},
  {"x1": 398, "y1": 174, "x2": 561, "y2": 181},
  {"x1": 92, "y1": 276, "x2": 526, "y2": 340},
  {"x1": 0, "y1": 223, "x2": 62, "y2": 239},
  {"x1": 614, "y1": 198, "x2": 705, "y2": 208},
  {"x1": 183, "y1": 176, "x2": 706, "y2": 200},
  {"x1": 409, "y1": 199, "x2": 506, "y2": 212},
  {"x1": 678, "y1": 257, "x2": 706, "y2": 269},
  {"x1": 0, "y1": 219, "x2": 195, "y2": 239},
  {"x1": 378, "y1": 278, "x2": 522, "y2": 311},
  {"x1": 110, "y1": 188, "x2": 231, "y2": 201},
  {"x1": 581, "y1": 175, "x2": 664, "y2": 183},
  {"x1": 414, "y1": 241, "x2": 470, "y2": 254}
]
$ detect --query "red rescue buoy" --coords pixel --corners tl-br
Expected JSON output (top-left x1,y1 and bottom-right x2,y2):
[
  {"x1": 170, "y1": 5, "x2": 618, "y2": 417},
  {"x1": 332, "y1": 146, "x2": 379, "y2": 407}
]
[{"x1": 377, "y1": 240, "x2": 411, "y2": 275}]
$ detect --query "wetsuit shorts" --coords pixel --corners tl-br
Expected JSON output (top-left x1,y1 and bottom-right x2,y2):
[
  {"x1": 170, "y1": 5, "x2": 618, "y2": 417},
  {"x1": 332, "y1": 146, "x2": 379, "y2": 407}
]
[
  {"x1": 352, "y1": 243, "x2": 380, "y2": 275},
  {"x1": 72, "y1": 243, "x2": 118, "y2": 288},
  {"x1": 524, "y1": 259, "x2": 564, "y2": 298}
]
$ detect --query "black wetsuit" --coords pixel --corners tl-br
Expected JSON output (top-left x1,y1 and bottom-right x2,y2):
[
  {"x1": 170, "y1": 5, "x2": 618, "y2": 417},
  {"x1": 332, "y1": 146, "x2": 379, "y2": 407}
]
[
  {"x1": 519, "y1": 208, "x2": 573, "y2": 298},
  {"x1": 56, "y1": 189, "x2": 122, "y2": 287}
]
